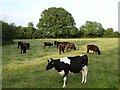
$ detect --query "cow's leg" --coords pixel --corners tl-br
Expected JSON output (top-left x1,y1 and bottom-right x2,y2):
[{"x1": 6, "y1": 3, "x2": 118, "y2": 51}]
[
  {"x1": 62, "y1": 70, "x2": 69, "y2": 88},
  {"x1": 87, "y1": 49, "x2": 89, "y2": 53},
  {"x1": 95, "y1": 51, "x2": 98, "y2": 55},
  {"x1": 59, "y1": 49, "x2": 61, "y2": 55},
  {"x1": 62, "y1": 47, "x2": 64, "y2": 53},
  {"x1": 62, "y1": 76, "x2": 67, "y2": 88},
  {"x1": 24, "y1": 48, "x2": 26, "y2": 53},
  {"x1": 93, "y1": 50, "x2": 97, "y2": 55},
  {"x1": 84, "y1": 65, "x2": 88, "y2": 83},
  {"x1": 82, "y1": 65, "x2": 88, "y2": 83},
  {"x1": 21, "y1": 49, "x2": 22, "y2": 54},
  {"x1": 81, "y1": 69, "x2": 85, "y2": 83},
  {"x1": 23, "y1": 49, "x2": 25, "y2": 53},
  {"x1": 71, "y1": 46, "x2": 73, "y2": 50},
  {"x1": 66, "y1": 47, "x2": 69, "y2": 51}
]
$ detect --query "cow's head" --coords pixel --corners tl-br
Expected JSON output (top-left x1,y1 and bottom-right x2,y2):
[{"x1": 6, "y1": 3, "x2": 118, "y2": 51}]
[
  {"x1": 46, "y1": 58, "x2": 54, "y2": 70},
  {"x1": 98, "y1": 50, "x2": 101, "y2": 55}
]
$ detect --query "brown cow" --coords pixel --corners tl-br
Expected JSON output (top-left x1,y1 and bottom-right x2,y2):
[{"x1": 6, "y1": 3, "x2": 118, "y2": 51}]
[
  {"x1": 58, "y1": 43, "x2": 65, "y2": 54},
  {"x1": 87, "y1": 45, "x2": 101, "y2": 55},
  {"x1": 58, "y1": 42, "x2": 76, "y2": 54},
  {"x1": 62, "y1": 42, "x2": 76, "y2": 50}
]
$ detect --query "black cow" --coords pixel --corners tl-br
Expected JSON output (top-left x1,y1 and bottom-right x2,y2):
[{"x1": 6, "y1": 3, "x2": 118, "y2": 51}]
[
  {"x1": 20, "y1": 43, "x2": 27, "y2": 54},
  {"x1": 26, "y1": 43, "x2": 30, "y2": 50},
  {"x1": 18, "y1": 41, "x2": 23, "y2": 48},
  {"x1": 46, "y1": 54, "x2": 88, "y2": 88},
  {"x1": 44, "y1": 42, "x2": 53, "y2": 48},
  {"x1": 54, "y1": 41, "x2": 61, "y2": 47}
]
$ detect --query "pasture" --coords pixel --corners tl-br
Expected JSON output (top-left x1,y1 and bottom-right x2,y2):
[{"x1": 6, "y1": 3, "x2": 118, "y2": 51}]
[{"x1": 2, "y1": 38, "x2": 118, "y2": 88}]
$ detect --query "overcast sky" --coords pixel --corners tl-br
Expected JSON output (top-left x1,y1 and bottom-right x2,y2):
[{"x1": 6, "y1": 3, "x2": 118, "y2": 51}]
[{"x1": 0, "y1": 0, "x2": 119, "y2": 31}]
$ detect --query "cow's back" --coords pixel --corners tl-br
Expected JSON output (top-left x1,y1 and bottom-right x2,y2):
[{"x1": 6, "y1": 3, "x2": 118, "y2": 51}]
[
  {"x1": 68, "y1": 56, "x2": 84, "y2": 73},
  {"x1": 81, "y1": 55, "x2": 88, "y2": 66},
  {"x1": 53, "y1": 60, "x2": 69, "y2": 72}
]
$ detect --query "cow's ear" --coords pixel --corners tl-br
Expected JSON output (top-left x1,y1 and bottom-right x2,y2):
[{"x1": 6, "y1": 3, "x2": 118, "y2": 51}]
[
  {"x1": 47, "y1": 60, "x2": 50, "y2": 63},
  {"x1": 50, "y1": 58, "x2": 53, "y2": 60},
  {"x1": 48, "y1": 59, "x2": 52, "y2": 63}
]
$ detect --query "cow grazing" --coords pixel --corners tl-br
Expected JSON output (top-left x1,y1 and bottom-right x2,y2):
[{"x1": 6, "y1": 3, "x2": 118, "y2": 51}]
[
  {"x1": 87, "y1": 45, "x2": 101, "y2": 55},
  {"x1": 58, "y1": 43, "x2": 65, "y2": 54},
  {"x1": 62, "y1": 42, "x2": 76, "y2": 50},
  {"x1": 58, "y1": 42, "x2": 76, "y2": 54},
  {"x1": 18, "y1": 41, "x2": 23, "y2": 48},
  {"x1": 26, "y1": 43, "x2": 30, "y2": 50},
  {"x1": 46, "y1": 54, "x2": 88, "y2": 88},
  {"x1": 44, "y1": 42, "x2": 53, "y2": 48},
  {"x1": 54, "y1": 41, "x2": 61, "y2": 47},
  {"x1": 54, "y1": 41, "x2": 58, "y2": 47}
]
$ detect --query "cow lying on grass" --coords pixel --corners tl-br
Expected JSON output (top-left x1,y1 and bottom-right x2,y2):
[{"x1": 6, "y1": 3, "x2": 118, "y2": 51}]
[{"x1": 46, "y1": 54, "x2": 88, "y2": 88}]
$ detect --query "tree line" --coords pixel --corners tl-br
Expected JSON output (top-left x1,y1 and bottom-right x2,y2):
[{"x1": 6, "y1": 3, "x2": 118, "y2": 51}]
[{"x1": 1, "y1": 7, "x2": 120, "y2": 44}]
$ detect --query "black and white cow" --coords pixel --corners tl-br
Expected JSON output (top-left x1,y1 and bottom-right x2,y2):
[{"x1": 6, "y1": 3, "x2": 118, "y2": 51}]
[{"x1": 46, "y1": 54, "x2": 88, "y2": 88}]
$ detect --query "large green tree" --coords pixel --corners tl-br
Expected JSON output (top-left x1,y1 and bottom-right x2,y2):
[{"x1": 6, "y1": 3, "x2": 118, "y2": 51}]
[
  {"x1": 37, "y1": 7, "x2": 77, "y2": 38},
  {"x1": 27, "y1": 22, "x2": 35, "y2": 39},
  {"x1": 104, "y1": 28, "x2": 114, "y2": 37},
  {"x1": 16, "y1": 26, "x2": 28, "y2": 39},
  {"x1": 80, "y1": 21, "x2": 105, "y2": 37},
  {"x1": 114, "y1": 31, "x2": 120, "y2": 38},
  {"x1": 2, "y1": 20, "x2": 16, "y2": 44},
  {"x1": 15, "y1": 22, "x2": 36, "y2": 39}
]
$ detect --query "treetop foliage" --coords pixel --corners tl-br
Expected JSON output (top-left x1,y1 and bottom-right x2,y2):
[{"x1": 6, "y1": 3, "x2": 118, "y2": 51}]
[
  {"x1": 80, "y1": 21, "x2": 105, "y2": 37},
  {"x1": 37, "y1": 7, "x2": 76, "y2": 38},
  {"x1": 1, "y1": 7, "x2": 120, "y2": 44}
]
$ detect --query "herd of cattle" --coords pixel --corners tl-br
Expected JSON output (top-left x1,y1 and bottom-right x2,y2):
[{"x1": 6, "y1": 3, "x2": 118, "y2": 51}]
[
  {"x1": 44, "y1": 41, "x2": 101, "y2": 55},
  {"x1": 17, "y1": 40, "x2": 101, "y2": 88},
  {"x1": 44, "y1": 41, "x2": 76, "y2": 54},
  {"x1": 18, "y1": 41, "x2": 30, "y2": 54},
  {"x1": 18, "y1": 41, "x2": 101, "y2": 55}
]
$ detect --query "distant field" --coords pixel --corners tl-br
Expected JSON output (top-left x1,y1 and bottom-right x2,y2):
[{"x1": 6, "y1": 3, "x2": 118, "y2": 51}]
[{"x1": 2, "y1": 38, "x2": 118, "y2": 88}]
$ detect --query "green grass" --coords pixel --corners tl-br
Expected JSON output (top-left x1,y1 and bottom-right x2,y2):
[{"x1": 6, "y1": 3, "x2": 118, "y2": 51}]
[{"x1": 2, "y1": 38, "x2": 118, "y2": 88}]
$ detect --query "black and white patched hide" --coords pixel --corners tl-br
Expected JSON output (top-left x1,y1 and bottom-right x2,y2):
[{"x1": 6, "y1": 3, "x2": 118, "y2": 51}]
[{"x1": 46, "y1": 54, "x2": 88, "y2": 88}]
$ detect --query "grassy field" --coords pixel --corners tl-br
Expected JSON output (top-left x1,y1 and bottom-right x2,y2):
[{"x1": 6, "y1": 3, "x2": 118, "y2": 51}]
[{"x1": 2, "y1": 38, "x2": 118, "y2": 88}]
